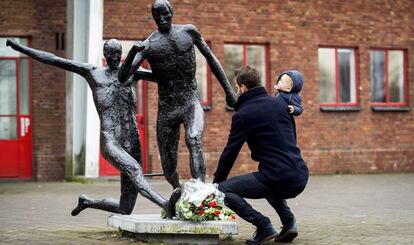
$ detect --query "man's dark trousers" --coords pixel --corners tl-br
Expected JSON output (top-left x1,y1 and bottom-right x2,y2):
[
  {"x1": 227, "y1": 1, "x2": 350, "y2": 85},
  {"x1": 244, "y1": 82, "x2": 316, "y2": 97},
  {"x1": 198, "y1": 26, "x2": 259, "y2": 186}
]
[{"x1": 218, "y1": 173, "x2": 295, "y2": 229}]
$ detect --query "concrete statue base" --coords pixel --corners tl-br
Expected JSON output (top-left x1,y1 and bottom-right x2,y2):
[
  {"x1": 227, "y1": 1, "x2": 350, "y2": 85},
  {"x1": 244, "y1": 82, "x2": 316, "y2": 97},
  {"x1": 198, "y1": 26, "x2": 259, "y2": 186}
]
[{"x1": 108, "y1": 214, "x2": 238, "y2": 244}]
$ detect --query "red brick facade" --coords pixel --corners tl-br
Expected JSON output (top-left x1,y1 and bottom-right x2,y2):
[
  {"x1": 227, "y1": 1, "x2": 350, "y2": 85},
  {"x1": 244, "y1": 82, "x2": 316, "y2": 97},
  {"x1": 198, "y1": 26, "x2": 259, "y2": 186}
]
[
  {"x1": 104, "y1": 0, "x2": 414, "y2": 178},
  {"x1": 1, "y1": 0, "x2": 67, "y2": 180},
  {"x1": 1, "y1": 0, "x2": 413, "y2": 180}
]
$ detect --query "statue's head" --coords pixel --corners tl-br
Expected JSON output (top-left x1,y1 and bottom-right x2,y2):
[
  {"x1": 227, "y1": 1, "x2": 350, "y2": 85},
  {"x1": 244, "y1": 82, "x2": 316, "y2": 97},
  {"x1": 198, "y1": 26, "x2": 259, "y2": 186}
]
[
  {"x1": 103, "y1": 39, "x2": 122, "y2": 69},
  {"x1": 152, "y1": 0, "x2": 173, "y2": 33}
]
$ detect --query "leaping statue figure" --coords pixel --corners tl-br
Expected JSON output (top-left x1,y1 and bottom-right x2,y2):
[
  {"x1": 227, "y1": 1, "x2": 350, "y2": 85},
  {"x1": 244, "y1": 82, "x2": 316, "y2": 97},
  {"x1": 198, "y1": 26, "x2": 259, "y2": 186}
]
[{"x1": 7, "y1": 38, "x2": 181, "y2": 218}]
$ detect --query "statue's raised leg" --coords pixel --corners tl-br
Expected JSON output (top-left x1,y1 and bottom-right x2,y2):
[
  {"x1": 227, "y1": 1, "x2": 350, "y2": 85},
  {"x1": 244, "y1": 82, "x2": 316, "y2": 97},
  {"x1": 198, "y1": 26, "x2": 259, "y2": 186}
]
[{"x1": 100, "y1": 136, "x2": 179, "y2": 217}]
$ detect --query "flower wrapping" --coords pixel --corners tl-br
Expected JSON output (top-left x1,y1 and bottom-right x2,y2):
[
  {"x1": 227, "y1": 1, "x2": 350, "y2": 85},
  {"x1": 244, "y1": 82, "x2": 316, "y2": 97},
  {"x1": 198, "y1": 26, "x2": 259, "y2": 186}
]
[{"x1": 173, "y1": 179, "x2": 236, "y2": 222}]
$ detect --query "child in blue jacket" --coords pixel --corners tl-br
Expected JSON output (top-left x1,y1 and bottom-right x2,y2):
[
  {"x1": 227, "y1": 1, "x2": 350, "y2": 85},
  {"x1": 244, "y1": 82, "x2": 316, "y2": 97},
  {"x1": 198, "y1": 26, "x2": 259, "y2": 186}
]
[{"x1": 274, "y1": 70, "x2": 304, "y2": 141}]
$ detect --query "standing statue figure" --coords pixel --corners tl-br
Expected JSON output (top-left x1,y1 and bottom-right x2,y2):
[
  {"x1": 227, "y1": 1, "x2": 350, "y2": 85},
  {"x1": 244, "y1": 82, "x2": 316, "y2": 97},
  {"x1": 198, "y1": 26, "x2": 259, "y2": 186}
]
[
  {"x1": 119, "y1": 0, "x2": 238, "y2": 189},
  {"x1": 7, "y1": 39, "x2": 181, "y2": 218}
]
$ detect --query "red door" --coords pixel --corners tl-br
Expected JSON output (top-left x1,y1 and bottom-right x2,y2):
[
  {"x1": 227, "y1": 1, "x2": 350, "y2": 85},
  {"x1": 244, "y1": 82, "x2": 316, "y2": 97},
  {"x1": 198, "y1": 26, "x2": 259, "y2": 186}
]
[
  {"x1": 99, "y1": 78, "x2": 147, "y2": 176},
  {"x1": 0, "y1": 43, "x2": 32, "y2": 179},
  {"x1": 136, "y1": 79, "x2": 147, "y2": 174}
]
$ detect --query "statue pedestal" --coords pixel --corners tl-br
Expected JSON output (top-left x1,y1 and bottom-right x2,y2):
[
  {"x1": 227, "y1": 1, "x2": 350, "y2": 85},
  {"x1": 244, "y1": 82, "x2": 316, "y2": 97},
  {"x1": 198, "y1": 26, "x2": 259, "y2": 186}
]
[{"x1": 108, "y1": 214, "x2": 238, "y2": 244}]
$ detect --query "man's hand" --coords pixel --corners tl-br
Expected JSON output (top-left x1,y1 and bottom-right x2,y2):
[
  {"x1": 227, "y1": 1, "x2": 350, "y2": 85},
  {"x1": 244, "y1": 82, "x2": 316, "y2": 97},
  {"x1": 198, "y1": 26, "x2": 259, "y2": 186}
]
[
  {"x1": 6, "y1": 39, "x2": 17, "y2": 47},
  {"x1": 132, "y1": 41, "x2": 145, "y2": 52},
  {"x1": 288, "y1": 105, "x2": 294, "y2": 114}
]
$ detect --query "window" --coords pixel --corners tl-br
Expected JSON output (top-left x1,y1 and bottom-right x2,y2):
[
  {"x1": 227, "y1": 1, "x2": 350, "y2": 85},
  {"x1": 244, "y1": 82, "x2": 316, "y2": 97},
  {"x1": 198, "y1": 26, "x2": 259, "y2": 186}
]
[
  {"x1": 0, "y1": 38, "x2": 31, "y2": 139},
  {"x1": 195, "y1": 47, "x2": 211, "y2": 107},
  {"x1": 318, "y1": 47, "x2": 358, "y2": 108},
  {"x1": 371, "y1": 49, "x2": 407, "y2": 108},
  {"x1": 224, "y1": 44, "x2": 268, "y2": 91}
]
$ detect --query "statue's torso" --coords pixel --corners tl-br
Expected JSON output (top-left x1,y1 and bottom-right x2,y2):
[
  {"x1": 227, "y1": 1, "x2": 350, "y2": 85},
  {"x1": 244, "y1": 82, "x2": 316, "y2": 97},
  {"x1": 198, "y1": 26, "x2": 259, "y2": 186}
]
[
  {"x1": 89, "y1": 68, "x2": 139, "y2": 151},
  {"x1": 146, "y1": 25, "x2": 198, "y2": 106}
]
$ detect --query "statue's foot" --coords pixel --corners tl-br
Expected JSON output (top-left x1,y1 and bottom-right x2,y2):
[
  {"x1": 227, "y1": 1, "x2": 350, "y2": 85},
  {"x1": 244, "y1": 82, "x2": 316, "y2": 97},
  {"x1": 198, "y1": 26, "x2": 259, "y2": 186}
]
[
  {"x1": 164, "y1": 187, "x2": 182, "y2": 219},
  {"x1": 71, "y1": 194, "x2": 89, "y2": 216}
]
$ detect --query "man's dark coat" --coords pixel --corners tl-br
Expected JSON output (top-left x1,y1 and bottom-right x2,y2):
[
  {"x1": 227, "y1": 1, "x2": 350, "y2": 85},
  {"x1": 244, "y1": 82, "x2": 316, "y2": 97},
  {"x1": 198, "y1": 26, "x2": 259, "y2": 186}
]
[{"x1": 214, "y1": 86, "x2": 308, "y2": 197}]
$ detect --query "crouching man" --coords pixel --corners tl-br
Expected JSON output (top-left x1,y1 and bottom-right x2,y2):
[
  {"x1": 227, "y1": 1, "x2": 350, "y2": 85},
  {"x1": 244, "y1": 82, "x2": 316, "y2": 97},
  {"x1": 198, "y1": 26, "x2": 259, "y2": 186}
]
[{"x1": 213, "y1": 66, "x2": 309, "y2": 244}]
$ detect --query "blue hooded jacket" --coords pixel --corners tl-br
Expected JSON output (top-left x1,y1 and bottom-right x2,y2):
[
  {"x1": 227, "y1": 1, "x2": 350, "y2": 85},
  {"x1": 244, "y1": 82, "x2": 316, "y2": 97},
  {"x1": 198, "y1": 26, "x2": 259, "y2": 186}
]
[
  {"x1": 275, "y1": 70, "x2": 304, "y2": 142},
  {"x1": 276, "y1": 70, "x2": 303, "y2": 116}
]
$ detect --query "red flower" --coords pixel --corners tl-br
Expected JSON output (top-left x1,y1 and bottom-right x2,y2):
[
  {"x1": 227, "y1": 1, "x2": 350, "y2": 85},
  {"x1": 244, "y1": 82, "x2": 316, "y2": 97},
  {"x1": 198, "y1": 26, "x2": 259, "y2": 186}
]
[
  {"x1": 209, "y1": 201, "x2": 217, "y2": 208},
  {"x1": 199, "y1": 210, "x2": 205, "y2": 215},
  {"x1": 214, "y1": 210, "x2": 221, "y2": 216}
]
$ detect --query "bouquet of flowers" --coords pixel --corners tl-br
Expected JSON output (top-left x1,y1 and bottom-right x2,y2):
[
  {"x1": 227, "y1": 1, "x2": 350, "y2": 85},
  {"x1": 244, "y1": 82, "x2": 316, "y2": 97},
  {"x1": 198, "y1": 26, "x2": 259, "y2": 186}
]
[{"x1": 173, "y1": 179, "x2": 236, "y2": 222}]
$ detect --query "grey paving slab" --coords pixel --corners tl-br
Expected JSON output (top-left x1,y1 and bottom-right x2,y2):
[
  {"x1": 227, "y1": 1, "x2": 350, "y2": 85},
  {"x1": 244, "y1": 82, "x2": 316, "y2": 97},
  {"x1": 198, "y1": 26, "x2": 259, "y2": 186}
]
[{"x1": 0, "y1": 174, "x2": 413, "y2": 244}]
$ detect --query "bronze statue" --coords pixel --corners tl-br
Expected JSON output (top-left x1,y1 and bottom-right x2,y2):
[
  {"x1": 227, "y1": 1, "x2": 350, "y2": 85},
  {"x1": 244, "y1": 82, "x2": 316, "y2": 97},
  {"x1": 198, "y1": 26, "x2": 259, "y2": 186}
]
[
  {"x1": 7, "y1": 38, "x2": 181, "y2": 218},
  {"x1": 119, "y1": 0, "x2": 238, "y2": 189}
]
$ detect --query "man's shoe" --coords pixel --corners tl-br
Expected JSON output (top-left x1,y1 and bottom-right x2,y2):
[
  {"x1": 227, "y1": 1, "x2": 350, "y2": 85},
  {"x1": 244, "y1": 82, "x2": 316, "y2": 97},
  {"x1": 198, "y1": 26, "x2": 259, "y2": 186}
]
[
  {"x1": 274, "y1": 221, "x2": 298, "y2": 243},
  {"x1": 245, "y1": 224, "x2": 277, "y2": 244}
]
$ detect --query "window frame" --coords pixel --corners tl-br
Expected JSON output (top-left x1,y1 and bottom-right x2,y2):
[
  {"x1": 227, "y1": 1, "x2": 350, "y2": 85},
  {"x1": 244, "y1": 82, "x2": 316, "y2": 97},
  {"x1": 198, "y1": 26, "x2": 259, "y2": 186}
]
[
  {"x1": 223, "y1": 42, "x2": 270, "y2": 91},
  {"x1": 370, "y1": 48, "x2": 408, "y2": 108},
  {"x1": 0, "y1": 37, "x2": 33, "y2": 141},
  {"x1": 101, "y1": 38, "x2": 151, "y2": 174},
  {"x1": 318, "y1": 46, "x2": 359, "y2": 109},
  {"x1": 194, "y1": 42, "x2": 212, "y2": 109}
]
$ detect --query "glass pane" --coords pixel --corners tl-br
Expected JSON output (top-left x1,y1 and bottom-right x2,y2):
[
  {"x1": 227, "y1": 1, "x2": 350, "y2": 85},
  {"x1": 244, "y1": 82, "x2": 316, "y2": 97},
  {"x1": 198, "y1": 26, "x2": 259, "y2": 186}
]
[
  {"x1": 0, "y1": 38, "x2": 28, "y2": 57},
  {"x1": 0, "y1": 117, "x2": 17, "y2": 139},
  {"x1": 0, "y1": 60, "x2": 17, "y2": 114},
  {"x1": 224, "y1": 44, "x2": 243, "y2": 91},
  {"x1": 195, "y1": 47, "x2": 208, "y2": 104},
  {"x1": 136, "y1": 80, "x2": 143, "y2": 114},
  {"x1": 370, "y1": 51, "x2": 386, "y2": 102},
  {"x1": 338, "y1": 49, "x2": 356, "y2": 103},
  {"x1": 388, "y1": 50, "x2": 404, "y2": 103},
  {"x1": 318, "y1": 48, "x2": 336, "y2": 103},
  {"x1": 117, "y1": 40, "x2": 136, "y2": 60},
  {"x1": 338, "y1": 51, "x2": 350, "y2": 102},
  {"x1": 20, "y1": 59, "x2": 30, "y2": 115},
  {"x1": 247, "y1": 45, "x2": 266, "y2": 87}
]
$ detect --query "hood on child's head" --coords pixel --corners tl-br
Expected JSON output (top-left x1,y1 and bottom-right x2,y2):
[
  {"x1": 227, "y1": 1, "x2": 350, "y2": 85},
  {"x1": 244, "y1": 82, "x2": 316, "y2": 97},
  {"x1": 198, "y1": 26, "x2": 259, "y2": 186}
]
[{"x1": 276, "y1": 70, "x2": 304, "y2": 93}]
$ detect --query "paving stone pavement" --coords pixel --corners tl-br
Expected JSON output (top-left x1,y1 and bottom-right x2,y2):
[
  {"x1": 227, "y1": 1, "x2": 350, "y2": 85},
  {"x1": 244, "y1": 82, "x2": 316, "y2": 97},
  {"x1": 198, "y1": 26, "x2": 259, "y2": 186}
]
[{"x1": 0, "y1": 174, "x2": 413, "y2": 244}]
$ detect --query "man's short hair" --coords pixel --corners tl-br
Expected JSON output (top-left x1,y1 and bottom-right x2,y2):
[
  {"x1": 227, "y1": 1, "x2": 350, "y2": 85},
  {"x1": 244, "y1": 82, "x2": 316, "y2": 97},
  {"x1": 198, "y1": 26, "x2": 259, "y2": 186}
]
[{"x1": 236, "y1": 66, "x2": 261, "y2": 89}]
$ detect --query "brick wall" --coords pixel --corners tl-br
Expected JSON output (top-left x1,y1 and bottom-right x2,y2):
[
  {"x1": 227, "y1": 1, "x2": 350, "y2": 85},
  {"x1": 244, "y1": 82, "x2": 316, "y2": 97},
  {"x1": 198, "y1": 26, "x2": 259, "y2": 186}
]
[
  {"x1": 0, "y1": 0, "x2": 67, "y2": 180},
  {"x1": 104, "y1": 0, "x2": 414, "y2": 179},
  {"x1": 2, "y1": 0, "x2": 413, "y2": 181}
]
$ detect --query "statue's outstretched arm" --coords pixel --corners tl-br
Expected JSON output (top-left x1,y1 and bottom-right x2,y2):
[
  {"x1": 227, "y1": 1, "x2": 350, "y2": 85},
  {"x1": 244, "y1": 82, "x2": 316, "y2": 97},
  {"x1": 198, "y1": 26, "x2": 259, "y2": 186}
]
[
  {"x1": 133, "y1": 67, "x2": 156, "y2": 82},
  {"x1": 6, "y1": 39, "x2": 95, "y2": 77},
  {"x1": 189, "y1": 25, "x2": 237, "y2": 107},
  {"x1": 119, "y1": 41, "x2": 147, "y2": 83}
]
